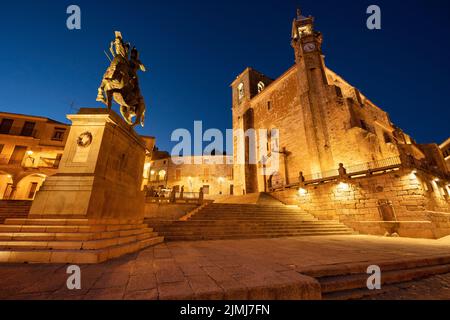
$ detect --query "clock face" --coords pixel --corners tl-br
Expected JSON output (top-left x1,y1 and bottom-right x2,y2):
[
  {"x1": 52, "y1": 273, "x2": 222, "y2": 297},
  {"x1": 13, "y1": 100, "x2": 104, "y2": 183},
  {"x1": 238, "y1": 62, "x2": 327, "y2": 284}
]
[
  {"x1": 303, "y1": 43, "x2": 316, "y2": 53},
  {"x1": 298, "y1": 25, "x2": 312, "y2": 37}
]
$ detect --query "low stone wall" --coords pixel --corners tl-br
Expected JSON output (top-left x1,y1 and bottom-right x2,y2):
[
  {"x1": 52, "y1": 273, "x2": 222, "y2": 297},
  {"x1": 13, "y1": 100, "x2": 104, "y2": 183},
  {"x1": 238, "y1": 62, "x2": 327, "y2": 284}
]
[{"x1": 271, "y1": 168, "x2": 450, "y2": 238}]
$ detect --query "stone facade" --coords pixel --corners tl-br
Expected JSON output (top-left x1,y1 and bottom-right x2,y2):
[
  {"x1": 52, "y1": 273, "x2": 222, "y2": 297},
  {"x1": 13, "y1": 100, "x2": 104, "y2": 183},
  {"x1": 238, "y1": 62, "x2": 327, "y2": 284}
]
[
  {"x1": 271, "y1": 168, "x2": 450, "y2": 238},
  {"x1": 440, "y1": 138, "x2": 450, "y2": 171},
  {"x1": 30, "y1": 108, "x2": 147, "y2": 219},
  {"x1": 231, "y1": 12, "x2": 441, "y2": 195},
  {"x1": 0, "y1": 112, "x2": 69, "y2": 200},
  {"x1": 146, "y1": 155, "x2": 234, "y2": 197}
]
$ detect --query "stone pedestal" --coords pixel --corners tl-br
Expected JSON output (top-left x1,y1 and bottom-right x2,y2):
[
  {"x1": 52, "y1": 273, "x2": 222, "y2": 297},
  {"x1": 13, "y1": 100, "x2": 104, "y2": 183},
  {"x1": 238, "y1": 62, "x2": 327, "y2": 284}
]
[
  {"x1": 0, "y1": 109, "x2": 163, "y2": 264},
  {"x1": 30, "y1": 108, "x2": 146, "y2": 220}
]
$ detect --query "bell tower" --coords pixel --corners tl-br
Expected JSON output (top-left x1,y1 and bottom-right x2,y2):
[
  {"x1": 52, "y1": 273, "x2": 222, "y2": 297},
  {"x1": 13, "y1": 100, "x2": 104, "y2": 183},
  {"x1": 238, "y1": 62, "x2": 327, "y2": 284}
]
[{"x1": 291, "y1": 9, "x2": 335, "y2": 175}]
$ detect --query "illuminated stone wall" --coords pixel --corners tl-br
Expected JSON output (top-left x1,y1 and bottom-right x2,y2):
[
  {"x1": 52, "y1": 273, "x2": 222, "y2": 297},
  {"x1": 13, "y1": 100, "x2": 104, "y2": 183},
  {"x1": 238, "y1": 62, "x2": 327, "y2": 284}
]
[
  {"x1": 272, "y1": 168, "x2": 450, "y2": 223},
  {"x1": 147, "y1": 155, "x2": 234, "y2": 196},
  {"x1": 230, "y1": 14, "x2": 407, "y2": 194}
]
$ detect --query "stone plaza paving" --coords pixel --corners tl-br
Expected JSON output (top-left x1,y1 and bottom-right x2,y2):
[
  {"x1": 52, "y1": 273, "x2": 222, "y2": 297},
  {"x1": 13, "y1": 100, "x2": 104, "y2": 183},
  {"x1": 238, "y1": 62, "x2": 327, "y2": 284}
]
[{"x1": 1, "y1": 235, "x2": 450, "y2": 300}]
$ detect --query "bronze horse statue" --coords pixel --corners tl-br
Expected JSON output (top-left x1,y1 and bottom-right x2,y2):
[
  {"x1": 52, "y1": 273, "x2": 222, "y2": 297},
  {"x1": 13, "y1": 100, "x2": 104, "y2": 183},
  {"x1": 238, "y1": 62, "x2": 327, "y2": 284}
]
[{"x1": 97, "y1": 32, "x2": 146, "y2": 127}]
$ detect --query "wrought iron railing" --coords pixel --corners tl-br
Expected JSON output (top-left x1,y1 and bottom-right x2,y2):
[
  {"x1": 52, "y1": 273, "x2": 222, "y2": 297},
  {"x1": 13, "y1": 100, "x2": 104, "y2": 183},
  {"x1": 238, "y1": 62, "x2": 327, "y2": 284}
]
[
  {"x1": 345, "y1": 156, "x2": 402, "y2": 175},
  {"x1": 270, "y1": 155, "x2": 404, "y2": 191},
  {"x1": 303, "y1": 169, "x2": 339, "y2": 182},
  {"x1": 37, "y1": 157, "x2": 61, "y2": 169}
]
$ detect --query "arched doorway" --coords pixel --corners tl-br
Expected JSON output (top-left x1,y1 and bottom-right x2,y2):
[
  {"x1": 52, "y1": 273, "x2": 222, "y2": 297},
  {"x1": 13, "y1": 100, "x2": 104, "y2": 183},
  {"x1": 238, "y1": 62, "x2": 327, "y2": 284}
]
[
  {"x1": 14, "y1": 174, "x2": 47, "y2": 200},
  {"x1": 268, "y1": 172, "x2": 284, "y2": 190}
]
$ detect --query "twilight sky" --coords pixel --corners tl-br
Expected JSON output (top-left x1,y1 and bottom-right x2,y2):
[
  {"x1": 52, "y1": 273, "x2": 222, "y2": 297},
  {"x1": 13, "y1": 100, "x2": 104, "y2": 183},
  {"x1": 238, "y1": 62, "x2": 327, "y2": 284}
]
[{"x1": 1, "y1": 0, "x2": 449, "y2": 154}]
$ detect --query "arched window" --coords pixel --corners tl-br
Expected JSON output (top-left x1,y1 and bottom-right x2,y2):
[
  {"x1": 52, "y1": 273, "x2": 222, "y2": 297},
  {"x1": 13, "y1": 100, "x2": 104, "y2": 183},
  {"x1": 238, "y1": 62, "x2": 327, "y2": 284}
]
[
  {"x1": 384, "y1": 132, "x2": 393, "y2": 144},
  {"x1": 238, "y1": 83, "x2": 244, "y2": 100},
  {"x1": 158, "y1": 170, "x2": 166, "y2": 181},
  {"x1": 257, "y1": 81, "x2": 265, "y2": 93}
]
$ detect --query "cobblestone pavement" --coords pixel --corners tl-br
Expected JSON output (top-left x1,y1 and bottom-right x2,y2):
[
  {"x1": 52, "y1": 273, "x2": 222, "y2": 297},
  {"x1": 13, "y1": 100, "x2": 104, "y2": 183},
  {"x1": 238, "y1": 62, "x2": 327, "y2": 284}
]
[
  {"x1": 364, "y1": 273, "x2": 450, "y2": 300},
  {"x1": 1, "y1": 235, "x2": 450, "y2": 300}
]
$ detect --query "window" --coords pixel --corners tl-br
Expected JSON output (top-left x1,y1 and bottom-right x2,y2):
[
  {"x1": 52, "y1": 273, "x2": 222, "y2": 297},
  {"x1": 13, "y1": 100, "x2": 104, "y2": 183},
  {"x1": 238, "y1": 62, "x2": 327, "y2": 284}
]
[
  {"x1": 20, "y1": 122, "x2": 36, "y2": 137},
  {"x1": 0, "y1": 119, "x2": 13, "y2": 134},
  {"x1": 28, "y1": 182, "x2": 39, "y2": 199},
  {"x1": 158, "y1": 170, "x2": 166, "y2": 181},
  {"x1": 360, "y1": 120, "x2": 368, "y2": 131},
  {"x1": 443, "y1": 148, "x2": 450, "y2": 158},
  {"x1": 54, "y1": 154, "x2": 63, "y2": 168},
  {"x1": 52, "y1": 128, "x2": 66, "y2": 141},
  {"x1": 267, "y1": 101, "x2": 272, "y2": 111},
  {"x1": 335, "y1": 86, "x2": 343, "y2": 98},
  {"x1": 359, "y1": 119, "x2": 375, "y2": 133},
  {"x1": 9, "y1": 146, "x2": 27, "y2": 165},
  {"x1": 257, "y1": 81, "x2": 265, "y2": 93},
  {"x1": 3, "y1": 183, "x2": 13, "y2": 199},
  {"x1": 238, "y1": 83, "x2": 244, "y2": 100}
]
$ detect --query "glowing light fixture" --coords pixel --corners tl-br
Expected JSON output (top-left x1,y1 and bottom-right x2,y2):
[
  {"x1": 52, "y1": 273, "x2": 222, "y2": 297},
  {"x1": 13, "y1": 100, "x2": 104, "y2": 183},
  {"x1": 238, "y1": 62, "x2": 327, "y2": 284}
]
[
  {"x1": 26, "y1": 150, "x2": 34, "y2": 156},
  {"x1": 338, "y1": 182, "x2": 350, "y2": 191},
  {"x1": 298, "y1": 188, "x2": 308, "y2": 196}
]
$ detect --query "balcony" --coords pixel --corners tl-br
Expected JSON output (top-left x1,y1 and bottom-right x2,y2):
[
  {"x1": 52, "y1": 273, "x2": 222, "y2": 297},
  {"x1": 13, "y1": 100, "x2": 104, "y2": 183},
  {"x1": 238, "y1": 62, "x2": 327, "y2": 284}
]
[
  {"x1": 0, "y1": 126, "x2": 38, "y2": 138},
  {"x1": 0, "y1": 155, "x2": 60, "y2": 169},
  {"x1": 37, "y1": 157, "x2": 61, "y2": 169}
]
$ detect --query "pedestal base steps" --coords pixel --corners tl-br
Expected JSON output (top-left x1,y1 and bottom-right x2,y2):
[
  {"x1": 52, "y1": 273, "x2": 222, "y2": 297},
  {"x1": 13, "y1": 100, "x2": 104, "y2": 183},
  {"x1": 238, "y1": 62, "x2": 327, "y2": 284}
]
[{"x1": 0, "y1": 218, "x2": 163, "y2": 264}]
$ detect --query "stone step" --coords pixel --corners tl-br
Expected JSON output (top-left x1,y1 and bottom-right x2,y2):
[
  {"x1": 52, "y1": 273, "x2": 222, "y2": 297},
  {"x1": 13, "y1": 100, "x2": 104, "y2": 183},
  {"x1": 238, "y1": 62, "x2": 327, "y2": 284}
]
[
  {"x1": 156, "y1": 200, "x2": 354, "y2": 241},
  {"x1": 188, "y1": 216, "x2": 318, "y2": 223},
  {"x1": 0, "y1": 236, "x2": 164, "y2": 264},
  {"x1": 159, "y1": 228, "x2": 353, "y2": 235},
  {"x1": 198, "y1": 210, "x2": 310, "y2": 214},
  {"x1": 3, "y1": 218, "x2": 144, "y2": 226},
  {"x1": 320, "y1": 263, "x2": 450, "y2": 300},
  {"x1": 167, "y1": 221, "x2": 341, "y2": 226},
  {"x1": 155, "y1": 224, "x2": 350, "y2": 231},
  {"x1": 295, "y1": 254, "x2": 450, "y2": 300},
  {"x1": 190, "y1": 214, "x2": 315, "y2": 218},
  {"x1": 164, "y1": 231, "x2": 355, "y2": 241},
  {"x1": 0, "y1": 227, "x2": 154, "y2": 242},
  {"x1": 0, "y1": 231, "x2": 159, "y2": 250},
  {"x1": 0, "y1": 224, "x2": 152, "y2": 233}
]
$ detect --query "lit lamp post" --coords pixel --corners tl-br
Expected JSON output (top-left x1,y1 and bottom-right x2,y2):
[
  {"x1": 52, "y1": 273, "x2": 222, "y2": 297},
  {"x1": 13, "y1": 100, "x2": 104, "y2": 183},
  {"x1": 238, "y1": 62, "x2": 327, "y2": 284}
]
[{"x1": 26, "y1": 150, "x2": 35, "y2": 167}]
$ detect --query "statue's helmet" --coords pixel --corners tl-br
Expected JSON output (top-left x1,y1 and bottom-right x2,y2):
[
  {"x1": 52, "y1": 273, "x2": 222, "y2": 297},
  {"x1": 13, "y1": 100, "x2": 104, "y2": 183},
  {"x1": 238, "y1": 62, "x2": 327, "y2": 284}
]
[{"x1": 113, "y1": 32, "x2": 128, "y2": 58}]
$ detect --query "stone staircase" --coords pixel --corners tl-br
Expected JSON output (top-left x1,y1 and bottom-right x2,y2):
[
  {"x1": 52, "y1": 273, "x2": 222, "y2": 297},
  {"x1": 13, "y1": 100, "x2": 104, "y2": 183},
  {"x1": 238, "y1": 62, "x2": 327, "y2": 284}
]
[
  {"x1": 0, "y1": 201, "x2": 31, "y2": 224},
  {"x1": 0, "y1": 218, "x2": 164, "y2": 264},
  {"x1": 299, "y1": 254, "x2": 450, "y2": 300},
  {"x1": 152, "y1": 195, "x2": 356, "y2": 241}
]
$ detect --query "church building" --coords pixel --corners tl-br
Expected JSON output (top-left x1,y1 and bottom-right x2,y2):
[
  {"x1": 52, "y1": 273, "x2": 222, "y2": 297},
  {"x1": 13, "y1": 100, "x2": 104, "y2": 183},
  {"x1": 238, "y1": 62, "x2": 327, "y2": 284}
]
[{"x1": 231, "y1": 11, "x2": 448, "y2": 195}]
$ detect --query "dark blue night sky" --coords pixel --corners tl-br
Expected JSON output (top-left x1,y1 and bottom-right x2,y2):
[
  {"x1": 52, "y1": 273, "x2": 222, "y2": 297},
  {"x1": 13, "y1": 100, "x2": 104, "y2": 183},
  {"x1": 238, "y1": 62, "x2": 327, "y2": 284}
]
[{"x1": 1, "y1": 0, "x2": 449, "y2": 153}]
